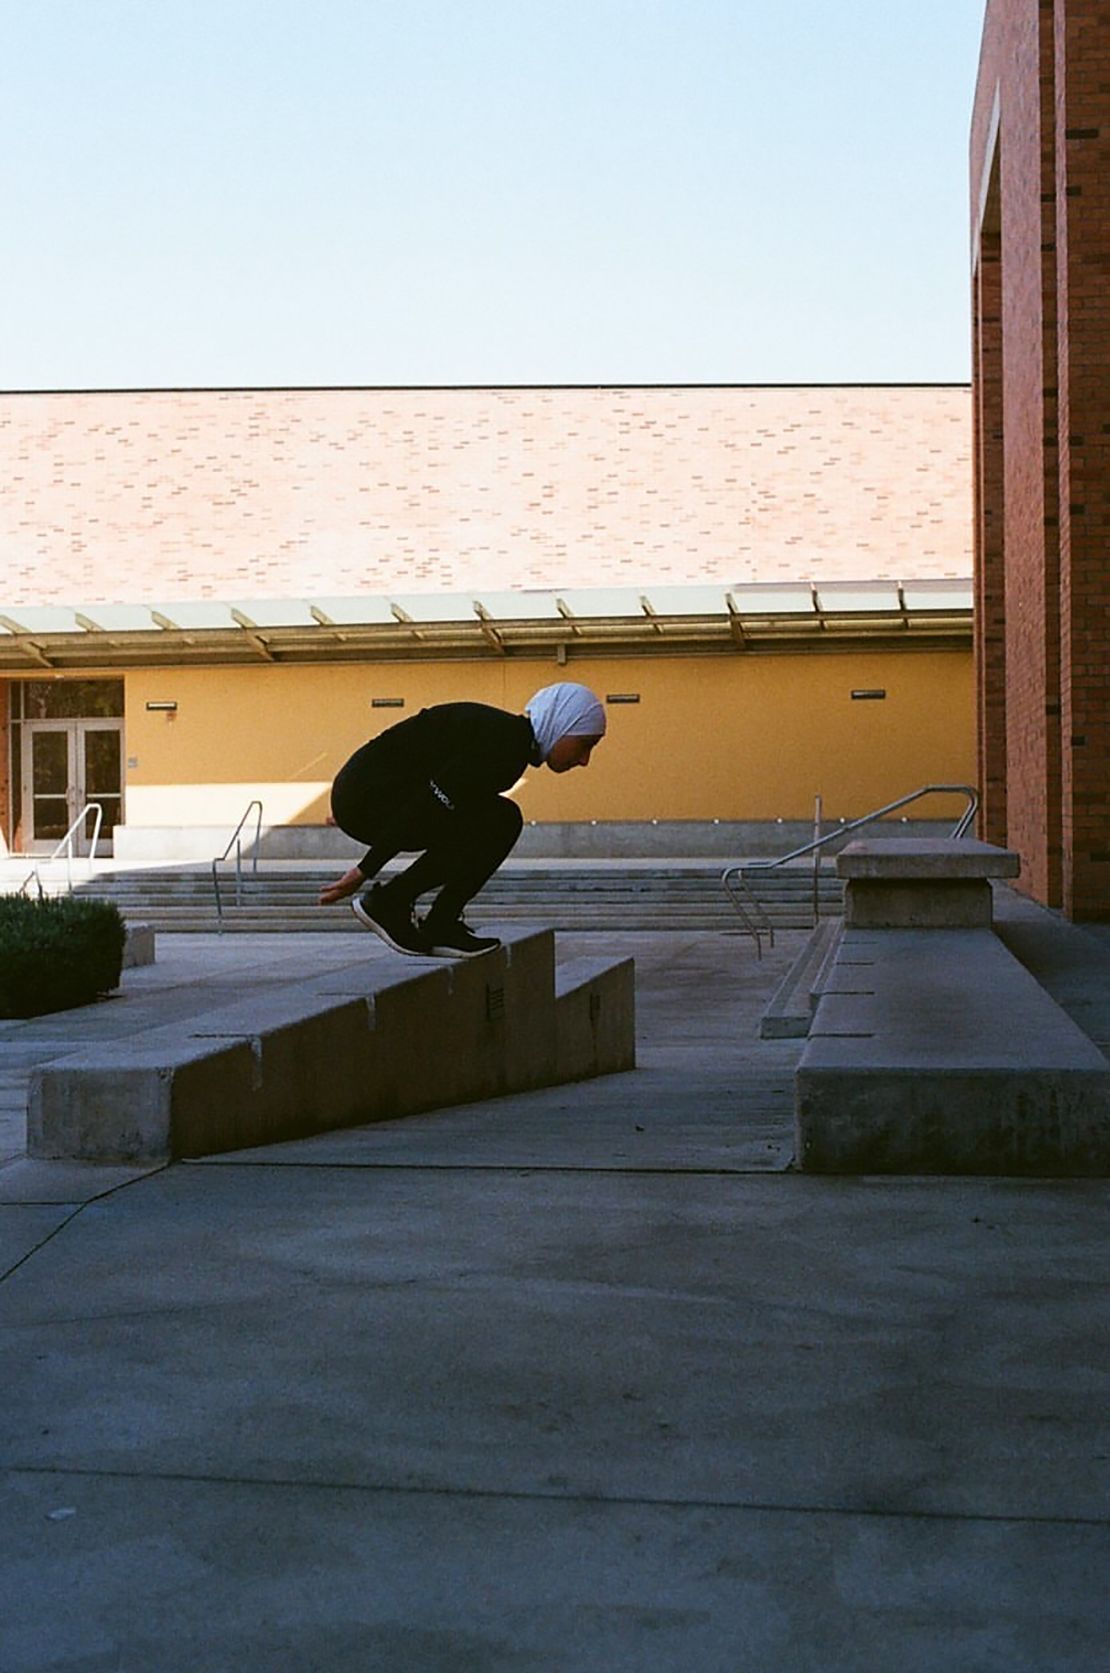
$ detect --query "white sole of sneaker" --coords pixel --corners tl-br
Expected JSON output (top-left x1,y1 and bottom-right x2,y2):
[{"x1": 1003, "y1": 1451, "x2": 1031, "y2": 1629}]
[
  {"x1": 424, "y1": 941, "x2": 500, "y2": 959},
  {"x1": 350, "y1": 895, "x2": 430, "y2": 957}
]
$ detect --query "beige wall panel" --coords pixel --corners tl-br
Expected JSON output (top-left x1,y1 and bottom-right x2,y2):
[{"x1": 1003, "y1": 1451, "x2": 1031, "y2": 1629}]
[
  {"x1": 120, "y1": 651, "x2": 973, "y2": 828},
  {"x1": 124, "y1": 662, "x2": 511, "y2": 826}
]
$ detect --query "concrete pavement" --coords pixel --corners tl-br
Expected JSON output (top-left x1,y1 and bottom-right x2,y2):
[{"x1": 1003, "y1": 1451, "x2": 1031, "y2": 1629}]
[{"x1": 1, "y1": 918, "x2": 1109, "y2": 1670}]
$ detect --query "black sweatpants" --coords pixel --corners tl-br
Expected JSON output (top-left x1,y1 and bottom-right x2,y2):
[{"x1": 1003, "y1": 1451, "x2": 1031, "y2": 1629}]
[
  {"x1": 331, "y1": 776, "x2": 523, "y2": 925},
  {"x1": 330, "y1": 701, "x2": 534, "y2": 924}
]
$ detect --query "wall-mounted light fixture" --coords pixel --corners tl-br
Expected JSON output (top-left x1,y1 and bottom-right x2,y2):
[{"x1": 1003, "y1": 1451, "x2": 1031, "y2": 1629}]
[
  {"x1": 371, "y1": 697, "x2": 405, "y2": 709},
  {"x1": 145, "y1": 700, "x2": 178, "y2": 712},
  {"x1": 850, "y1": 689, "x2": 887, "y2": 701},
  {"x1": 606, "y1": 693, "x2": 641, "y2": 704}
]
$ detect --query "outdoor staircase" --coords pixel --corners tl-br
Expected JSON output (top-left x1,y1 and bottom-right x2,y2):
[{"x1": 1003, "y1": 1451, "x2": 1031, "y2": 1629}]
[{"x1": 49, "y1": 861, "x2": 845, "y2": 934}]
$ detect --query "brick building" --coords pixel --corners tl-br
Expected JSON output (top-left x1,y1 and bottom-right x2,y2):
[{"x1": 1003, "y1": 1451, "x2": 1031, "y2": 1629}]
[
  {"x1": 971, "y1": 0, "x2": 1109, "y2": 919},
  {"x1": 1, "y1": 384, "x2": 974, "y2": 860}
]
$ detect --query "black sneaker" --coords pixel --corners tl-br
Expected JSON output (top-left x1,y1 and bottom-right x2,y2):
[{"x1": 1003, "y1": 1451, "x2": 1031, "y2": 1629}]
[
  {"x1": 421, "y1": 916, "x2": 501, "y2": 959},
  {"x1": 351, "y1": 886, "x2": 430, "y2": 956}
]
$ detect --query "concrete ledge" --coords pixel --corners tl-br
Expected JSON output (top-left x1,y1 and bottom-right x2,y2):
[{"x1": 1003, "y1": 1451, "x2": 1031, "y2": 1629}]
[
  {"x1": 122, "y1": 923, "x2": 156, "y2": 968},
  {"x1": 28, "y1": 1032, "x2": 263, "y2": 1163},
  {"x1": 27, "y1": 929, "x2": 636, "y2": 1163},
  {"x1": 844, "y1": 878, "x2": 996, "y2": 929},
  {"x1": 838, "y1": 838, "x2": 1020, "y2": 929},
  {"x1": 836, "y1": 839, "x2": 1021, "y2": 881},
  {"x1": 555, "y1": 956, "x2": 636, "y2": 1080},
  {"x1": 759, "y1": 919, "x2": 842, "y2": 1039},
  {"x1": 796, "y1": 928, "x2": 1110, "y2": 1175}
]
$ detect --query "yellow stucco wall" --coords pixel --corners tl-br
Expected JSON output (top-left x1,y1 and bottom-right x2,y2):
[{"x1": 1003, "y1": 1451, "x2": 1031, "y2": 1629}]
[{"x1": 115, "y1": 649, "x2": 974, "y2": 828}]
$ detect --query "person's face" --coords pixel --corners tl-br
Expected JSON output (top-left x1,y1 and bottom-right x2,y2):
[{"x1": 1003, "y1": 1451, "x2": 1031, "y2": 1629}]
[{"x1": 547, "y1": 733, "x2": 601, "y2": 773}]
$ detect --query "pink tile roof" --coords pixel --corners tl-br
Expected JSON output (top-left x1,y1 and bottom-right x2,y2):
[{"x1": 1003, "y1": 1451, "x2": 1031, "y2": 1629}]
[{"x1": 0, "y1": 385, "x2": 971, "y2": 606}]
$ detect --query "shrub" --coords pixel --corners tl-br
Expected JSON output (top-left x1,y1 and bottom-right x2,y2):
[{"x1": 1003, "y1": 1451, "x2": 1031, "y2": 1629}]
[{"x1": 0, "y1": 895, "x2": 128, "y2": 1018}]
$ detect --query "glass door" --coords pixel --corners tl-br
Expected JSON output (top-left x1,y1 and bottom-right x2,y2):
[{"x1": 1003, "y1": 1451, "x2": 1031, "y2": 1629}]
[
  {"x1": 79, "y1": 722, "x2": 123, "y2": 853},
  {"x1": 26, "y1": 725, "x2": 74, "y2": 849},
  {"x1": 21, "y1": 720, "x2": 123, "y2": 854}
]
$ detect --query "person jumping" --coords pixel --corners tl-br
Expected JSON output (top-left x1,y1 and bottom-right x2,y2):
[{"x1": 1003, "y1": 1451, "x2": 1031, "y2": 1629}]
[{"x1": 318, "y1": 681, "x2": 606, "y2": 958}]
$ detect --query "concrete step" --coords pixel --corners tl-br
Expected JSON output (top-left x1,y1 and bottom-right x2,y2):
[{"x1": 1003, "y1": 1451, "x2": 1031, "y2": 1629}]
[
  {"x1": 20, "y1": 862, "x2": 845, "y2": 934},
  {"x1": 77, "y1": 883, "x2": 843, "y2": 906},
  {"x1": 759, "y1": 918, "x2": 844, "y2": 1038},
  {"x1": 61, "y1": 910, "x2": 825, "y2": 935}
]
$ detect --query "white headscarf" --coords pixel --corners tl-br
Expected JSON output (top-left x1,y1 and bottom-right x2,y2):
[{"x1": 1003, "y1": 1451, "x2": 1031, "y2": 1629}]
[{"x1": 525, "y1": 682, "x2": 607, "y2": 762}]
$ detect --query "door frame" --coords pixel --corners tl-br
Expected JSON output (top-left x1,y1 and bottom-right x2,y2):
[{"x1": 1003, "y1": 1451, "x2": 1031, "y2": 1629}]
[{"x1": 20, "y1": 718, "x2": 124, "y2": 855}]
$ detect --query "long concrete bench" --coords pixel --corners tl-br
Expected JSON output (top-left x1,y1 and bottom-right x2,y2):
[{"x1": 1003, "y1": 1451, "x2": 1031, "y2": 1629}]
[
  {"x1": 794, "y1": 839, "x2": 1110, "y2": 1175},
  {"x1": 27, "y1": 929, "x2": 635, "y2": 1163},
  {"x1": 796, "y1": 928, "x2": 1110, "y2": 1174}
]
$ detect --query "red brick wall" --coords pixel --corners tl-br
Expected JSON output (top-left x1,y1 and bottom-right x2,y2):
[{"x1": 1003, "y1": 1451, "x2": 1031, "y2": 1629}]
[
  {"x1": 971, "y1": 0, "x2": 1107, "y2": 918},
  {"x1": 1055, "y1": 0, "x2": 1110, "y2": 918},
  {"x1": 973, "y1": 156, "x2": 1007, "y2": 847}
]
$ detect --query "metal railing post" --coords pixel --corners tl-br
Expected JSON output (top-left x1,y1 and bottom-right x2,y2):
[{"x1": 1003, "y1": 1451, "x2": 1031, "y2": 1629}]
[
  {"x1": 17, "y1": 802, "x2": 104, "y2": 899},
  {"x1": 212, "y1": 800, "x2": 264, "y2": 933}
]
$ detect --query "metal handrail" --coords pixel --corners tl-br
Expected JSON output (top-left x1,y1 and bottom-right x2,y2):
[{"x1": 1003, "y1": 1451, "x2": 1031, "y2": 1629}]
[
  {"x1": 19, "y1": 802, "x2": 105, "y2": 899},
  {"x1": 211, "y1": 799, "x2": 263, "y2": 931},
  {"x1": 724, "y1": 877, "x2": 775, "y2": 960},
  {"x1": 722, "y1": 784, "x2": 979, "y2": 934}
]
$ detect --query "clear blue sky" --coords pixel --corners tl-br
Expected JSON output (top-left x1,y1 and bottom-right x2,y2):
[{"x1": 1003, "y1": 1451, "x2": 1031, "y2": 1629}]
[{"x1": 2, "y1": 0, "x2": 985, "y2": 389}]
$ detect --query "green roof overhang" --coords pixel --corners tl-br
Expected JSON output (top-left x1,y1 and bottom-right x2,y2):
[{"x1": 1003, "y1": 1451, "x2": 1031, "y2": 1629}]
[{"x1": 0, "y1": 581, "x2": 972, "y2": 671}]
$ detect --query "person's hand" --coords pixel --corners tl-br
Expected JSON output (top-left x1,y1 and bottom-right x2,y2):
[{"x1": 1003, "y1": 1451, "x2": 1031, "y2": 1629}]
[{"x1": 318, "y1": 867, "x2": 364, "y2": 906}]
